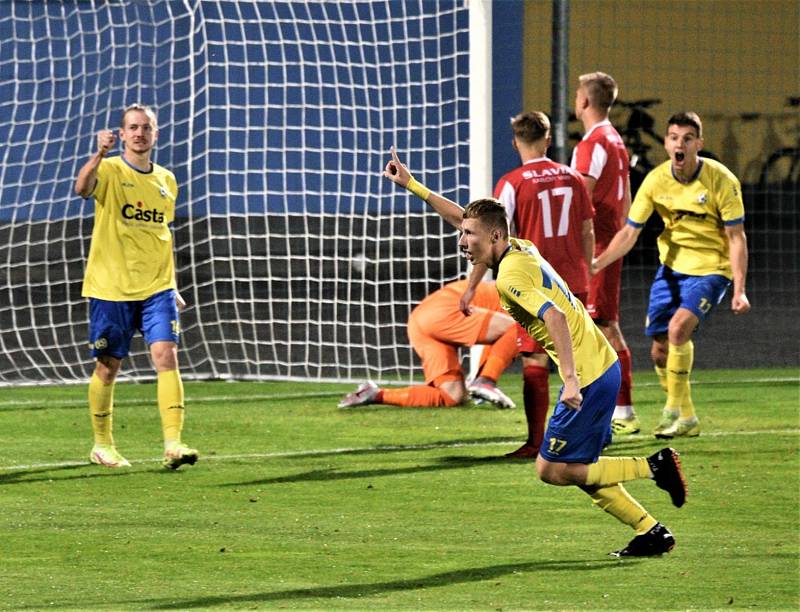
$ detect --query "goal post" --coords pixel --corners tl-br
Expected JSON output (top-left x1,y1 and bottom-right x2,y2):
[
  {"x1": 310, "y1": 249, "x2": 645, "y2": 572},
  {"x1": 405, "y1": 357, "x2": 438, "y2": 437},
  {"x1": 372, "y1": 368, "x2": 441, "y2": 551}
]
[{"x1": 0, "y1": 0, "x2": 475, "y2": 385}]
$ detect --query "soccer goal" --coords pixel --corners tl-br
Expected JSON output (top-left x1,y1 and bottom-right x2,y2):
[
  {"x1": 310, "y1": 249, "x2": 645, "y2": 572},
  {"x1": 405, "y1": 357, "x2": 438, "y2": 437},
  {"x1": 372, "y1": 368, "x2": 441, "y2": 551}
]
[{"x1": 0, "y1": 1, "x2": 485, "y2": 385}]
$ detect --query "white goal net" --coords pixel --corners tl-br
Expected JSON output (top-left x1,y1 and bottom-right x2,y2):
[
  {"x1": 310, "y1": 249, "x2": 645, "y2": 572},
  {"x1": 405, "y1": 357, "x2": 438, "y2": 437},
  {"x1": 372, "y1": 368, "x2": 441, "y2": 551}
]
[{"x1": 0, "y1": 1, "x2": 472, "y2": 385}]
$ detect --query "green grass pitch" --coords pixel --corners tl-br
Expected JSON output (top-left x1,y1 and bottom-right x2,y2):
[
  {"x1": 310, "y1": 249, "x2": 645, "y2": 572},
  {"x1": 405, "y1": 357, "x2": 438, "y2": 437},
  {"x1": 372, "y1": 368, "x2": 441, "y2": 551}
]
[{"x1": 1, "y1": 367, "x2": 798, "y2": 610}]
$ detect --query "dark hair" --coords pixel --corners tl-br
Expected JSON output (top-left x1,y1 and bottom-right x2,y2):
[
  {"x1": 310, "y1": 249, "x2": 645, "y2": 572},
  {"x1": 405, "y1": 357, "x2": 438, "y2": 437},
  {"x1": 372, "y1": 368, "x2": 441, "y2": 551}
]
[
  {"x1": 120, "y1": 103, "x2": 158, "y2": 130},
  {"x1": 463, "y1": 198, "x2": 509, "y2": 239},
  {"x1": 578, "y1": 72, "x2": 618, "y2": 112},
  {"x1": 510, "y1": 111, "x2": 550, "y2": 144},
  {"x1": 667, "y1": 111, "x2": 703, "y2": 138}
]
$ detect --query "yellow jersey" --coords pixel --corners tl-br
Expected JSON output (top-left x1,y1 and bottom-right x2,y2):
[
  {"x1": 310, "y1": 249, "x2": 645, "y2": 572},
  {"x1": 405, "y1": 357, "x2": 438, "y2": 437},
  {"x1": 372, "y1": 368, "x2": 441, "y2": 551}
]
[
  {"x1": 81, "y1": 155, "x2": 178, "y2": 301},
  {"x1": 629, "y1": 158, "x2": 745, "y2": 278},
  {"x1": 495, "y1": 238, "x2": 618, "y2": 387}
]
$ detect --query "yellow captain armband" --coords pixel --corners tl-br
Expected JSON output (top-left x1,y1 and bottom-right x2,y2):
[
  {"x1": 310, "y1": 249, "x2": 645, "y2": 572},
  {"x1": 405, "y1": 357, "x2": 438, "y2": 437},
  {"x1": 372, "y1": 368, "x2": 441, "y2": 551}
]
[{"x1": 406, "y1": 176, "x2": 431, "y2": 201}]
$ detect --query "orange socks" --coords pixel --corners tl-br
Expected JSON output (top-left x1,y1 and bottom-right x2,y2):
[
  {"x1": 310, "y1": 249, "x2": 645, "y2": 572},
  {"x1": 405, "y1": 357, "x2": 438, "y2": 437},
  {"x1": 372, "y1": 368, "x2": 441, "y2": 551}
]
[{"x1": 478, "y1": 324, "x2": 518, "y2": 382}]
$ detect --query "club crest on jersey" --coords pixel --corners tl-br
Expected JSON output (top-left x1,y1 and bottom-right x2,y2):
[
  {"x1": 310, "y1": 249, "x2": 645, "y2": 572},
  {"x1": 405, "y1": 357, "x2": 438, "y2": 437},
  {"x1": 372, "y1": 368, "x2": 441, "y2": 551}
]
[
  {"x1": 159, "y1": 186, "x2": 168, "y2": 198},
  {"x1": 697, "y1": 192, "x2": 708, "y2": 205}
]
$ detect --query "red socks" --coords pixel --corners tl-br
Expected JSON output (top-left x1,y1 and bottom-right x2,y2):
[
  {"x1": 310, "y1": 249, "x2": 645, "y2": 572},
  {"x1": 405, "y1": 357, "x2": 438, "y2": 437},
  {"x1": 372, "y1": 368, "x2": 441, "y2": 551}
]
[{"x1": 522, "y1": 364, "x2": 550, "y2": 451}]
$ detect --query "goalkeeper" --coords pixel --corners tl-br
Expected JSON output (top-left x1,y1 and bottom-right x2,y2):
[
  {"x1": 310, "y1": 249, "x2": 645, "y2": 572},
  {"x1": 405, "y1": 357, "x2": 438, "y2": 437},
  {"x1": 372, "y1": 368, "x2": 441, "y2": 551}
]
[
  {"x1": 74, "y1": 103, "x2": 198, "y2": 470},
  {"x1": 339, "y1": 279, "x2": 518, "y2": 409},
  {"x1": 384, "y1": 147, "x2": 688, "y2": 557}
]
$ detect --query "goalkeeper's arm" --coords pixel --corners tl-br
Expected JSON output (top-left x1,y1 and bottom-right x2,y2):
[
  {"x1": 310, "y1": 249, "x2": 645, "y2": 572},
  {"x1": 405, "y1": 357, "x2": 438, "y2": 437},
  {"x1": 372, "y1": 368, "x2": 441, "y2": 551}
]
[{"x1": 383, "y1": 146, "x2": 464, "y2": 230}]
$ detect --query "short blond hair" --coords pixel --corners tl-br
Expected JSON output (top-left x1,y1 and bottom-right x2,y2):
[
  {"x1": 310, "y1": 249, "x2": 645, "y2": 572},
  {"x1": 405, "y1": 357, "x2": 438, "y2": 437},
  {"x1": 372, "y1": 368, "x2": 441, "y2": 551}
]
[
  {"x1": 120, "y1": 103, "x2": 158, "y2": 130},
  {"x1": 463, "y1": 198, "x2": 509, "y2": 239},
  {"x1": 578, "y1": 72, "x2": 618, "y2": 112}
]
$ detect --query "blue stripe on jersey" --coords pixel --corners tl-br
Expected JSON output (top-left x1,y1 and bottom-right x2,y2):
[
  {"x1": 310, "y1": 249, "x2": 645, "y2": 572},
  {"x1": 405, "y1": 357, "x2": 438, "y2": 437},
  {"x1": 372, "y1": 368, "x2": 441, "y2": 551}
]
[
  {"x1": 627, "y1": 218, "x2": 644, "y2": 228},
  {"x1": 540, "y1": 259, "x2": 575, "y2": 307},
  {"x1": 723, "y1": 216, "x2": 745, "y2": 226},
  {"x1": 541, "y1": 269, "x2": 552, "y2": 290},
  {"x1": 538, "y1": 302, "x2": 554, "y2": 319}
]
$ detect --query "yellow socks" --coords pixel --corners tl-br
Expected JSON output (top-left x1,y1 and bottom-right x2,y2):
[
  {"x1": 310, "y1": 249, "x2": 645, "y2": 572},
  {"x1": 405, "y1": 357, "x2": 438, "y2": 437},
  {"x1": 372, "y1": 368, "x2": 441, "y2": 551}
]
[
  {"x1": 88, "y1": 372, "x2": 115, "y2": 446},
  {"x1": 654, "y1": 365, "x2": 668, "y2": 394},
  {"x1": 589, "y1": 484, "x2": 658, "y2": 535},
  {"x1": 157, "y1": 369, "x2": 185, "y2": 443},
  {"x1": 667, "y1": 340, "x2": 695, "y2": 419},
  {"x1": 585, "y1": 456, "x2": 651, "y2": 488}
]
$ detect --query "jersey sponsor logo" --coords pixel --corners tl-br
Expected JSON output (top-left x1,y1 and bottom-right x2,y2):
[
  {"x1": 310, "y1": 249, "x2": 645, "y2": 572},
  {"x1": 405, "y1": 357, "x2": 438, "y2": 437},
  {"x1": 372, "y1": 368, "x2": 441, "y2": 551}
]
[
  {"x1": 673, "y1": 209, "x2": 707, "y2": 223},
  {"x1": 121, "y1": 181, "x2": 135, "y2": 188},
  {"x1": 122, "y1": 201, "x2": 165, "y2": 223}
]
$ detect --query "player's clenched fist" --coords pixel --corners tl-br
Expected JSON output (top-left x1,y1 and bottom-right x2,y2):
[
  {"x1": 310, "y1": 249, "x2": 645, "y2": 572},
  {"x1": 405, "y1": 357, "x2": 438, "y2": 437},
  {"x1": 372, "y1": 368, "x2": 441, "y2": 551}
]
[{"x1": 97, "y1": 129, "x2": 116, "y2": 155}]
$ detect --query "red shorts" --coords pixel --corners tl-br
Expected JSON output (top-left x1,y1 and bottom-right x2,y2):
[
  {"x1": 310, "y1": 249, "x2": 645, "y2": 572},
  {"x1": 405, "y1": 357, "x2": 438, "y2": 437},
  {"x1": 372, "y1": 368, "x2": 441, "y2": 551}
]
[
  {"x1": 517, "y1": 292, "x2": 588, "y2": 354},
  {"x1": 587, "y1": 258, "x2": 622, "y2": 322}
]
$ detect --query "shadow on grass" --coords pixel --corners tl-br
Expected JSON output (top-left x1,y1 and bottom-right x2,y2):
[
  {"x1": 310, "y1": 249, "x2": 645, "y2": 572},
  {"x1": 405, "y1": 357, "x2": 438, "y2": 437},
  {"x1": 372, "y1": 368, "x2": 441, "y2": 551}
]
[
  {"x1": 0, "y1": 463, "x2": 180, "y2": 485},
  {"x1": 133, "y1": 558, "x2": 630, "y2": 609},
  {"x1": 0, "y1": 462, "x2": 103, "y2": 484},
  {"x1": 220, "y1": 454, "x2": 514, "y2": 487}
]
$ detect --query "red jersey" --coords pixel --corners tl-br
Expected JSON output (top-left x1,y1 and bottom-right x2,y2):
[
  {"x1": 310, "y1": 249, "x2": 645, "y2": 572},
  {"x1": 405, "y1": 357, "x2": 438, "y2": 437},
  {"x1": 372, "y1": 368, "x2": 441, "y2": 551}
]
[
  {"x1": 570, "y1": 120, "x2": 630, "y2": 247},
  {"x1": 494, "y1": 157, "x2": 594, "y2": 294}
]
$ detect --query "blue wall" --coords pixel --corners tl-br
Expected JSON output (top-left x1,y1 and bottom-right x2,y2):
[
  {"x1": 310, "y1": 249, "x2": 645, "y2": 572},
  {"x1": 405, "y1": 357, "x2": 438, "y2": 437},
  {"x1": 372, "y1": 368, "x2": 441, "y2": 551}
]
[{"x1": 491, "y1": 0, "x2": 524, "y2": 187}]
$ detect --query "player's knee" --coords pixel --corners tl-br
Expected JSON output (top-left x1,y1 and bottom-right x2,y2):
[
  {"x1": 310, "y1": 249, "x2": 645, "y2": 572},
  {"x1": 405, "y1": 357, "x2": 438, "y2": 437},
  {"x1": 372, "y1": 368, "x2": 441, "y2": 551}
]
[
  {"x1": 667, "y1": 325, "x2": 694, "y2": 346},
  {"x1": 150, "y1": 341, "x2": 179, "y2": 371},
  {"x1": 95, "y1": 356, "x2": 121, "y2": 383},
  {"x1": 536, "y1": 459, "x2": 564, "y2": 485},
  {"x1": 440, "y1": 385, "x2": 465, "y2": 406}
]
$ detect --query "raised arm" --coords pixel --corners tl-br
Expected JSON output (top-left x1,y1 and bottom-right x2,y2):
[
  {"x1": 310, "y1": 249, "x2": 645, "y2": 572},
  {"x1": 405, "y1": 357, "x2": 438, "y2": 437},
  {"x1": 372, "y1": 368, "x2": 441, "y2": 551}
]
[
  {"x1": 383, "y1": 146, "x2": 464, "y2": 229},
  {"x1": 75, "y1": 130, "x2": 116, "y2": 198},
  {"x1": 725, "y1": 223, "x2": 751, "y2": 315}
]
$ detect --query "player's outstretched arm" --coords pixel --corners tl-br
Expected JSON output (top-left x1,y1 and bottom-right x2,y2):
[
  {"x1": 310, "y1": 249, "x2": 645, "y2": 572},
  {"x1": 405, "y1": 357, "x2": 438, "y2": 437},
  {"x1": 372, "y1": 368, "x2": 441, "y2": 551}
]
[
  {"x1": 591, "y1": 223, "x2": 641, "y2": 275},
  {"x1": 75, "y1": 130, "x2": 116, "y2": 198},
  {"x1": 383, "y1": 147, "x2": 464, "y2": 229}
]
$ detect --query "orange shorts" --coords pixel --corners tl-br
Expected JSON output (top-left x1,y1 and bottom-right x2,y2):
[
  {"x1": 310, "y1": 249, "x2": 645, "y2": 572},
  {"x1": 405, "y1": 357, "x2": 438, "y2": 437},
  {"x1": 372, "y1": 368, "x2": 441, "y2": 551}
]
[{"x1": 408, "y1": 298, "x2": 497, "y2": 385}]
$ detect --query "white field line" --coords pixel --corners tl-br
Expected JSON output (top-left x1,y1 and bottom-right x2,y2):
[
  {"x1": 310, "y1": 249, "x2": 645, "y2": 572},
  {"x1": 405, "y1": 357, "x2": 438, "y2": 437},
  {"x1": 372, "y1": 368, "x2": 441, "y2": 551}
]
[
  {"x1": 1, "y1": 428, "x2": 798, "y2": 473},
  {"x1": 0, "y1": 376, "x2": 797, "y2": 409}
]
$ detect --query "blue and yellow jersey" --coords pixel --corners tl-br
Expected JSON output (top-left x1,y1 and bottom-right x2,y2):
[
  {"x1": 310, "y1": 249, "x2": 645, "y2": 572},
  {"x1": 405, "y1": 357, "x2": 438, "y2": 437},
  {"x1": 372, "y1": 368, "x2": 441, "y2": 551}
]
[
  {"x1": 495, "y1": 238, "x2": 617, "y2": 387},
  {"x1": 81, "y1": 155, "x2": 178, "y2": 301},
  {"x1": 628, "y1": 158, "x2": 744, "y2": 278}
]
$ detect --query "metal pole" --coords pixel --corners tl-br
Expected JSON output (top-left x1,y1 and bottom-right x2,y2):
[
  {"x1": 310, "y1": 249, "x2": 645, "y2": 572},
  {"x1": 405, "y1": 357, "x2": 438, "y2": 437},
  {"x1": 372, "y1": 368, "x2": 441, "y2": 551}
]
[{"x1": 551, "y1": 0, "x2": 569, "y2": 163}]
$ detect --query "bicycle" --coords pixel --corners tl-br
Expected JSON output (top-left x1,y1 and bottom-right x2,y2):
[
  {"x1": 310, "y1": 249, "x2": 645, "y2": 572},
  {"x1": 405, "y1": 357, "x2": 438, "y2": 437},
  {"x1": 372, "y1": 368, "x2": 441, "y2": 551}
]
[{"x1": 758, "y1": 96, "x2": 800, "y2": 187}]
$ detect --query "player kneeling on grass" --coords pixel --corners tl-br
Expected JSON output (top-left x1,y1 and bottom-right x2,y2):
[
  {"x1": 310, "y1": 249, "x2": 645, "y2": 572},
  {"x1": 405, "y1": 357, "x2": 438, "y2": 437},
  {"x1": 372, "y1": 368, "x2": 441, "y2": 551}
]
[
  {"x1": 74, "y1": 104, "x2": 198, "y2": 470},
  {"x1": 339, "y1": 279, "x2": 518, "y2": 409},
  {"x1": 384, "y1": 147, "x2": 688, "y2": 556}
]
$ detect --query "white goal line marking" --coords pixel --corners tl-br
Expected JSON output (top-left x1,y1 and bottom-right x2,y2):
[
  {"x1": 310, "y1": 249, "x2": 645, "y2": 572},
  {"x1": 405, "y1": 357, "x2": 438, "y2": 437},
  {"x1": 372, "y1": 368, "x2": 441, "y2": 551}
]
[
  {"x1": 1, "y1": 428, "x2": 797, "y2": 473},
  {"x1": 0, "y1": 376, "x2": 797, "y2": 409}
]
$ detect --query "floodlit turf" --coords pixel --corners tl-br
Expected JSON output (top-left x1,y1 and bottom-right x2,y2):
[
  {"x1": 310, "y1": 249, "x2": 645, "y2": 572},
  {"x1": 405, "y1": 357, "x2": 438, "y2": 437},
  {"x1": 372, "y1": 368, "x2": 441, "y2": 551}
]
[{"x1": 1, "y1": 368, "x2": 798, "y2": 610}]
